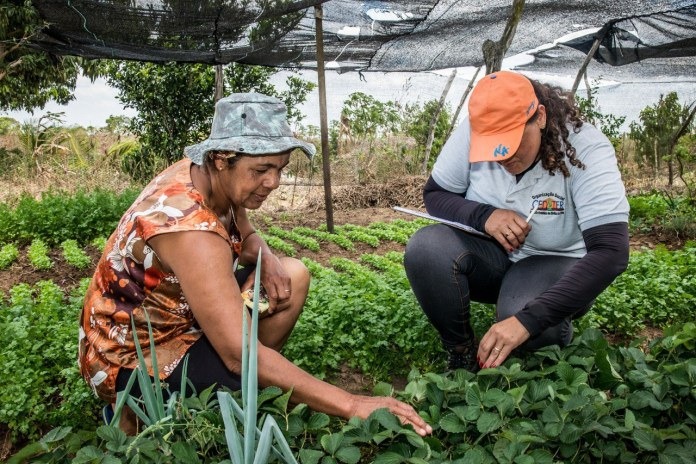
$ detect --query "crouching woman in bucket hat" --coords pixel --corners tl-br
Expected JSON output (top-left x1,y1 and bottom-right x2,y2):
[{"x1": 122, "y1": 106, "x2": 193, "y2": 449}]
[
  {"x1": 78, "y1": 93, "x2": 432, "y2": 436},
  {"x1": 404, "y1": 71, "x2": 630, "y2": 373}
]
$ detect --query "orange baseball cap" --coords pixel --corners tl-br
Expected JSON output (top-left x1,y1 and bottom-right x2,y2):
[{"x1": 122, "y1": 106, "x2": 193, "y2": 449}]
[{"x1": 468, "y1": 71, "x2": 538, "y2": 163}]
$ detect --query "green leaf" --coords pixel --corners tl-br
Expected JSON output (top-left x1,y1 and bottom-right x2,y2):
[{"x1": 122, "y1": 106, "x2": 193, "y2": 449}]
[
  {"x1": 513, "y1": 456, "x2": 534, "y2": 464},
  {"x1": 321, "y1": 432, "x2": 345, "y2": 455},
  {"x1": 372, "y1": 451, "x2": 406, "y2": 464},
  {"x1": 299, "y1": 449, "x2": 324, "y2": 464},
  {"x1": 559, "y1": 423, "x2": 583, "y2": 444},
  {"x1": 594, "y1": 352, "x2": 623, "y2": 389},
  {"x1": 476, "y1": 411, "x2": 503, "y2": 435},
  {"x1": 272, "y1": 387, "x2": 293, "y2": 412},
  {"x1": 463, "y1": 447, "x2": 494, "y2": 463},
  {"x1": 171, "y1": 441, "x2": 201, "y2": 464},
  {"x1": 257, "y1": 385, "x2": 283, "y2": 405},
  {"x1": 440, "y1": 412, "x2": 468, "y2": 433},
  {"x1": 335, "y1": 445, "x2": 361, "y2": 464},
  {"x1": 307, "y1": 412, "x2": 331, "y2": 431},
  {"x1": 624, "y1": 409, "x2": 635, "y2": 430},
  {"x1": 482, "y1": 388, "x2": 507, "y2": 408},
  {"x1": 372, "y1": 408, "x2": 402, "y2": 432},
  {"x1": 562, "y1": 393, "x2": 589, "y2": 412},
  {"x1": 96, "y1": 425, "x2": 127, "y2": 445},
  {"x1": 465, "y1": 385, "x2": 483, "y2": 407},
  {"x1": 41, "y1": 426, "x2": 72, "y2": 443},
  {"x1": 633, "y1": 428, "x2": 662, "y2": 451},
  {"x1": 373, "y1": 382, "x2": 393, "y2": 397},
  {"x1": 287, "y1": 414, "x2": 306, "y2": 437}
]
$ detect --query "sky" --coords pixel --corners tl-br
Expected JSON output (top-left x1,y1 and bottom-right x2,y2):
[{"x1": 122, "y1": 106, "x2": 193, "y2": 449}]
[{"x1": 3, "y1": 77, "x2": 137, "y2": 128}]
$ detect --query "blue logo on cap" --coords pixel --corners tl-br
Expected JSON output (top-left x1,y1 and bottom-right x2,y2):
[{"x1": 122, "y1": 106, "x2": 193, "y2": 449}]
[{"x1": 493, "y1": 144, "x2": 509, "y2": 157}]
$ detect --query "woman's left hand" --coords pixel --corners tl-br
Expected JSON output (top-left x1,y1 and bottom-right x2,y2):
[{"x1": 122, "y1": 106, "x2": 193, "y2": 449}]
[
  {"x1": 477, "y1": 317, "x2": 530, "y2": 369},
  {"x1": 246, "y1": 252, "x2": 292, "y2": 315}
]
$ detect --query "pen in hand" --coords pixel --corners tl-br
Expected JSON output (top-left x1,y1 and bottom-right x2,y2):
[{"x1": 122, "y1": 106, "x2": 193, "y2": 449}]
[{"x1": 525, "y1": 203, "x2": 539, "y2": 223}]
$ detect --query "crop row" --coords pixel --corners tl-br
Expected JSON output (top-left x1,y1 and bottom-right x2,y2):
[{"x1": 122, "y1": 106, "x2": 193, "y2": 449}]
[
  {"x1": 257, "y1": 218, "x2": 431, "y2": 257},
  {"x1": 0, "y1": 237, "x2": 106, "y2": 272},
  {"x1": 3, "y1": 274, "x2": 696, "y2": 462}
]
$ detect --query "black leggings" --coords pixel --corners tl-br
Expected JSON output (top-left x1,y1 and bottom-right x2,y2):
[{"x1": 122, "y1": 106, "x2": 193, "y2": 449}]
[
  {"x1": 405, "y1": 224, "x2": 591, "y2": 351},
  {"x1": 116, "y1": 334, "x2": 242, "y2": 398},
  {"x1": 115, "y1": 266, "x2": 256, "y2": 398}
]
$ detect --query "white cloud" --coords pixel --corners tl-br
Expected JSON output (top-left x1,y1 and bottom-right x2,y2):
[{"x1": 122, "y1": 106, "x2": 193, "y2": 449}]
[{"x1": 2, "y1": 76, "x2": 136, "y2": 128}]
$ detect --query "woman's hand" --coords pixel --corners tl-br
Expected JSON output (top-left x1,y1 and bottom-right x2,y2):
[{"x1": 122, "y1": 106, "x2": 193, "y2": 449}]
[
  {"x1": 477, "y1": 317, "x2": 530, "y2": 369},
  {"x1": 484, "y1": 209, "x2": 531, "y2": 252},
  {"x1": 348, "y1": 395, "x2": 432, "y2": 437},
  {"x1": 243, "y1": 251, "x2": 292, "y2": 315}
]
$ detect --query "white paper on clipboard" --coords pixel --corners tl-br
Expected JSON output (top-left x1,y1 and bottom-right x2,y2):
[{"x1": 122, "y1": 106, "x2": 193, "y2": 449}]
[{"x1": 393, "y1": 206, "x2": 490, "y2": 238}]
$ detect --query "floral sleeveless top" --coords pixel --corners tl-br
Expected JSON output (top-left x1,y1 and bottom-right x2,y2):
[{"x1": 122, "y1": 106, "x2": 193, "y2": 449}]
[{"x1": 79, "y1": 159, "x2": 242, "y2": 402}]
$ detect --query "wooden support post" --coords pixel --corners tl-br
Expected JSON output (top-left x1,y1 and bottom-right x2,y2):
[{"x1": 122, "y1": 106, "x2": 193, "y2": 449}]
[
  {"x1": 482, "y1": 0, "x2": 526, "y2": 75},
  {"x1": 571, "y1": 36, "x2": 602, "y2": 96},
  {"x1": 422, "y1": 68, "x2": 457, "y2": 174},
  {"x1": 446, "y1": 66, "x2": 482, "y2": 139},
  {"x1": 314, "y1": 5, "x2": 334, "y2": 233},
  {"x1": 214, "y1": 65, "x2": 224, "y2": 102}
]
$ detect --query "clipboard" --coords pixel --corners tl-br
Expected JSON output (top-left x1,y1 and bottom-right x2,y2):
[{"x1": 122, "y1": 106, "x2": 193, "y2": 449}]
[{"x1": 393, "y1": 206, "x2": 490, "y2": 238}]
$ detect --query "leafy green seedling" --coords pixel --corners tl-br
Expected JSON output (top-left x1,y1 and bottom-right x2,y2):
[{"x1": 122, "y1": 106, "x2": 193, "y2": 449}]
[
  {"x1": 27, "y1": 239, "x2": 53, "y2": 270},
  {"x1": 0, "y1": 243, "x2": 19, "y2": 269},
  {"x1": 60, "y1": 239, "x2": 92, "y2": 269}
]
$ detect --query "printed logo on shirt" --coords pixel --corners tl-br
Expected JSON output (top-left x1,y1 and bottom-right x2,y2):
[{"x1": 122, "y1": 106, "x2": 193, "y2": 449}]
[
  {"x1": 493, "y1": 144, "x2": 509, "y2": 158},
  {"x1": 531, "y1": 192, "x2": 565, "y2": 215}
]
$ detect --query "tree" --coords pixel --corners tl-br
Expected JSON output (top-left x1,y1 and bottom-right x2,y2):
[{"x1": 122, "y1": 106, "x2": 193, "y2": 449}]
[
  {"x1": 0, "y1": 1, "x2": 98, "y2": 111},
  {"x1": 629, "y1": 92, "x2": 693, "y2": 185},
  {"x1": 575, "y1": 80, "x2": 625, "y2": 149},
  {"x1": 101, "y1": 61, "x2": 315, "y2": 180},
  {"x1": 403, "y1": 100, "x2": 452, "y2": 173}
]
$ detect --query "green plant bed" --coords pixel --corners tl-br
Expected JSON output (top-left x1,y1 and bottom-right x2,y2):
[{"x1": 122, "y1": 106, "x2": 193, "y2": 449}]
[
  {"x1": 0, "y1": 279, "x2": 100, "y2": 443},
  {"x1": 11, "y1": 323, "x2": 696, "y2": 463},
  {"x1": 586, "y1": 242, "x2": 696, "y2": 337},
  {"x1": 0, "y1": 188, "x2": 139, "y2": 247}
]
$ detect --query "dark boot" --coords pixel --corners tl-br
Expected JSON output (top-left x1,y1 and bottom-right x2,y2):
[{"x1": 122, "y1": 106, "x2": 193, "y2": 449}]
[{"x1": 445, "y1": 339, "x2": 480, "y2": 373}]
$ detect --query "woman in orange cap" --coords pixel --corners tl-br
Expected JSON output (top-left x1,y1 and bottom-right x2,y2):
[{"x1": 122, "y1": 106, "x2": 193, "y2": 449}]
[{"x1": 404, "y1": 71, "x2": 629, "y2": 372}]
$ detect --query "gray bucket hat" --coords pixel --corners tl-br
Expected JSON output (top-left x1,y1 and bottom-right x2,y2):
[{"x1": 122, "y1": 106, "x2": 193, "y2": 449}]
[{"x1": 184, "y1": 93, "x2": 316, "y2": 165}]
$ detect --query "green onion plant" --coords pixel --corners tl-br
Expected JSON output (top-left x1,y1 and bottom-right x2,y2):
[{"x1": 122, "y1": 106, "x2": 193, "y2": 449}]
[{"x1": 218, "y1": 248, "x2": 298, "y2": 464}]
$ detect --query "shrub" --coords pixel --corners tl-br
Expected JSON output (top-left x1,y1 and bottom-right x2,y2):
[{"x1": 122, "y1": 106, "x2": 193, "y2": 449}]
[{"x1": 0, "y1": 189, "x2": 139, "y2": 247}]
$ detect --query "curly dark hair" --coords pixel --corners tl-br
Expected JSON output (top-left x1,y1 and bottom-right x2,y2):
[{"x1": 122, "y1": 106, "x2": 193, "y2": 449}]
[{"x1": 528, "y1": 78, "x2": 586, "y2": 177}]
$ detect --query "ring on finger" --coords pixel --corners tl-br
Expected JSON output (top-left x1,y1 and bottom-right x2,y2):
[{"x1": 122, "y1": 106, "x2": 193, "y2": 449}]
[{"x1": 492, "y1": 346, "x2": 502, "y2": 352}]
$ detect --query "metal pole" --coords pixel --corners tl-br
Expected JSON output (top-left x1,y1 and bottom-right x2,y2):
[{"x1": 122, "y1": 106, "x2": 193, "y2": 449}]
[{"x1": 314, "y1": 5, "x2": 334, "y2": 233}]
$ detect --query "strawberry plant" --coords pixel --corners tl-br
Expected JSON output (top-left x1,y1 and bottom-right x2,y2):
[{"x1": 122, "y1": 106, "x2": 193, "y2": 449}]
[{"x1": 587, "y1": 242, "x2": 696, "y2": 336}]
